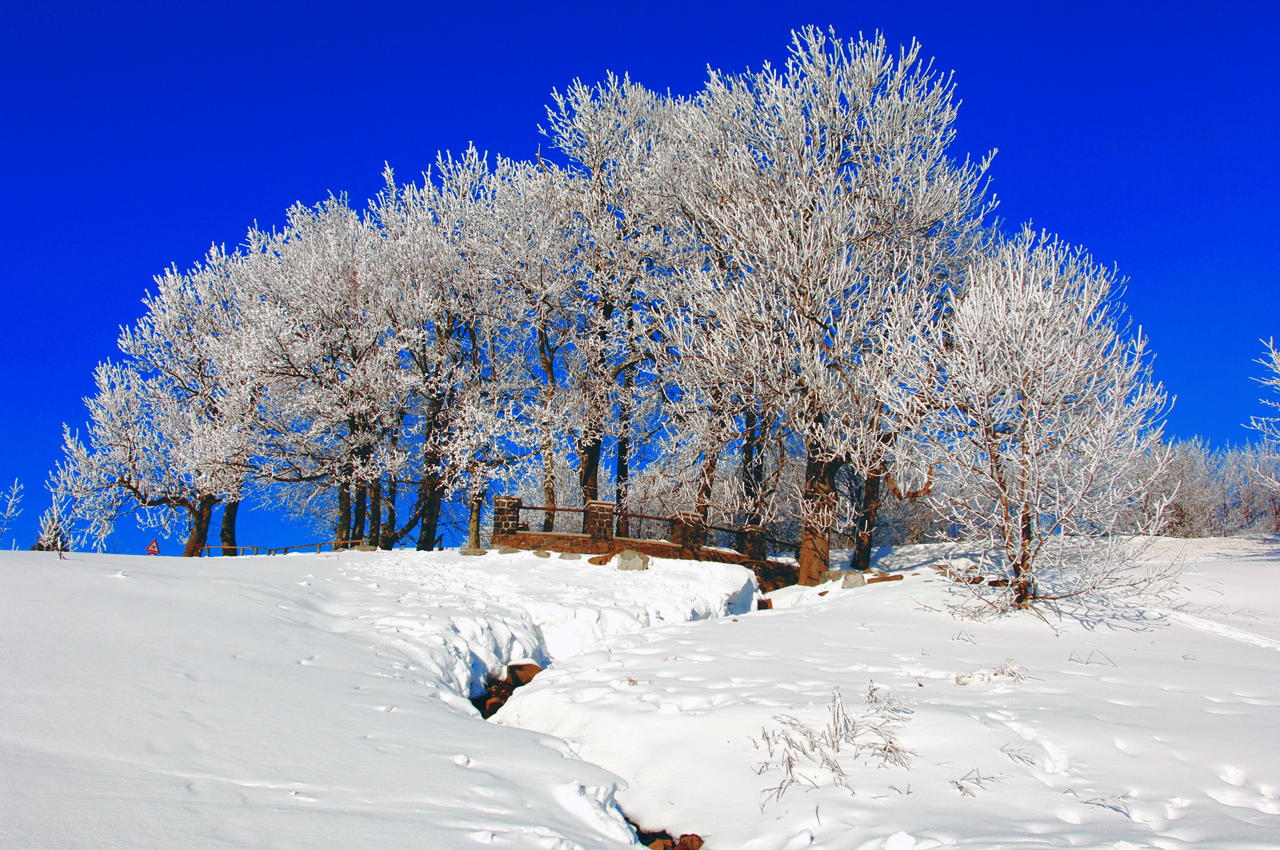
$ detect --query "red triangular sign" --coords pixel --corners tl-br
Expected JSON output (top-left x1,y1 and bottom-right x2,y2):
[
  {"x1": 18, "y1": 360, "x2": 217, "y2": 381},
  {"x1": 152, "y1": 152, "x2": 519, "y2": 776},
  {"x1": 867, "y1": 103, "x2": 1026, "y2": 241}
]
[{"x1": 146, "y1": 539, "x2": 160, "y2": 556}]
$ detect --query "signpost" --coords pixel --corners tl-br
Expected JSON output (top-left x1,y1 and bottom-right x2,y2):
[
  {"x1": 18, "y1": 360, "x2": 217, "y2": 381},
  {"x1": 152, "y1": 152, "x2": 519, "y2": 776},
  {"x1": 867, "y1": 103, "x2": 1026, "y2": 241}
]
[{"x1": 146, "y1": 539, "x2": 160, "y2": 556}]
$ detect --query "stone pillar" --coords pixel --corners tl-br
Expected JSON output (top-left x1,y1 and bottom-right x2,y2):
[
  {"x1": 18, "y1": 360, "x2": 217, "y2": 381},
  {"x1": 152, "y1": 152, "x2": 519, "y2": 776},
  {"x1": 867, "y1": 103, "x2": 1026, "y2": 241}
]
[
  {"x1": 669, "y1": 512, "x2": 706, "y2": 551},
  {"x1": 583, "y1": 501, "x2": 615, "y2": 542},
  {"x1": 739, "y1": 525, "x2": 766, "y2": 561},
  {"x1": 492, "y1": 496, "x2": 523, "y2": 544}
]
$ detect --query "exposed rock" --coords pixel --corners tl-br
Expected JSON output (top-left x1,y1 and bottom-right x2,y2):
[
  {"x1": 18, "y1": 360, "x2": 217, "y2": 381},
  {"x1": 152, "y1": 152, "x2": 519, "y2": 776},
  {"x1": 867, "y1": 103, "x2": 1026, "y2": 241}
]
[
  {"x1": 820, "y1": 569, "x2": 866, "y2": 588},
  {"x1": 459, "y1": 548, "x2": 488, "y2": 557},
  {"x1": 615, "y1": 549, "x2": 650, "y2": 571},
  {"x1": 496, "y1": 545, "x2": 521, "y2": 554},
  {"x1": 557, "y1": 552, "x2": 581, "y2": 560},
  {"x1": 866, "y1": 573, "x2": 903, "y2": 584},
  {"x1": 587, "y1": 553, "x2": 613, "y2": 565},
  {"x1": 533, "y1": 550, "x2": 551, "y2": 558},
  {"x1": 470, "y1": 676, "x2": 514, "y2": 718},
  {"x1": 757, "y1": 597, "x2": 773, "y2": 610},
  {"x1": 622, "y1": 815, "x2": 703, "y2": 850},
  {"x1": 507, "y1": 663, "x2": 542, "y2": 686},
  {"x1": 471, "y1": 663, "x2": 543, "y2": 718}
]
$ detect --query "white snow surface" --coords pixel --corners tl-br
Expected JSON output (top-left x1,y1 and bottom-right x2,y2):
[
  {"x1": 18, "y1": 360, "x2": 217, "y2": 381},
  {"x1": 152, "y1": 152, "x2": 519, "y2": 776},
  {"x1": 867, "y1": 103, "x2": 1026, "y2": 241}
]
[
  {"x1": 498, "y1": 537, "x2": 1280, "y2": 849},
  {"x1": 5, "y1": 537, "x2": 1280, "y2": 849},
  {"x1": 0, "y1": 548, "x2": 755, "y2": 848}
]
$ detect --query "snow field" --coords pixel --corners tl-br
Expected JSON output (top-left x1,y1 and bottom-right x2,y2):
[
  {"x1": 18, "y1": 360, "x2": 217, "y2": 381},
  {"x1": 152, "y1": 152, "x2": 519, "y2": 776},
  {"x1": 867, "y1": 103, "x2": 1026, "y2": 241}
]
[
  {"x1": 0, "y1": 548, "x2": 755, "y2": 848},
  {"x1": 496, "y1": 538, "x2": 1280, "y2": 849}
]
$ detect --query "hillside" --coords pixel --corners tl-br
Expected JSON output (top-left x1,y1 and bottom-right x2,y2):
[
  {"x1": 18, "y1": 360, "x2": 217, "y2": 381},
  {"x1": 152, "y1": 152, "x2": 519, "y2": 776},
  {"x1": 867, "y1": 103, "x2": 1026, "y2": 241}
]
[{"x1": 2, "y1": 538, "x2": 1278, "y2": 848}]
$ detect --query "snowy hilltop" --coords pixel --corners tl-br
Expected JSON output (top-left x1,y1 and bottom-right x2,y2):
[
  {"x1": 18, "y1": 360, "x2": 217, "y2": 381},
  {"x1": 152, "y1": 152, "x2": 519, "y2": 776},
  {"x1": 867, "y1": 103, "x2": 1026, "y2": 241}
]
[{"x1": 3, "y1": 538, "x2": 1279, "y2": 848}]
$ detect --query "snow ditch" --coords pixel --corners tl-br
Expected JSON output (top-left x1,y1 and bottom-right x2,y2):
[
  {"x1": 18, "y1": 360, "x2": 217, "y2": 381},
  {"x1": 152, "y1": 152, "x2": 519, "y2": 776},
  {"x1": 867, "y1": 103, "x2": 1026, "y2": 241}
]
[
  {"x1": 0, "y1": 547, "x2": 756, "y2": 849},
  {"x1": 339, "y1": 547, "x2": 759, "y2": 844}
]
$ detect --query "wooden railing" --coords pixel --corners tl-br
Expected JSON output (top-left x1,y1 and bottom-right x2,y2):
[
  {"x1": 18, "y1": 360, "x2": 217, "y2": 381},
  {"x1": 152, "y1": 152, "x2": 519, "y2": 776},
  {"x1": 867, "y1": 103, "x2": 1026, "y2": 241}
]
[{"x1": 198, "y1": 538, "x2": 369, "y2": 557}]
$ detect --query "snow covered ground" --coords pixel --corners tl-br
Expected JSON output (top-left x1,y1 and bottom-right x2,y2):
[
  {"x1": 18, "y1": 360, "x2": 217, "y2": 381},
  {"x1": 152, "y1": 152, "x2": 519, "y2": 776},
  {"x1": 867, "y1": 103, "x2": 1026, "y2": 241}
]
[
  {"x1": 0, "y1": 548, "x2": 753, "y2": 848},
  {"x1": 500, "y1": 537, "x2": 1280, "y2": 849},
  {"x1": 3, "y1": 537, "x2": 1278, "y2": 849}
]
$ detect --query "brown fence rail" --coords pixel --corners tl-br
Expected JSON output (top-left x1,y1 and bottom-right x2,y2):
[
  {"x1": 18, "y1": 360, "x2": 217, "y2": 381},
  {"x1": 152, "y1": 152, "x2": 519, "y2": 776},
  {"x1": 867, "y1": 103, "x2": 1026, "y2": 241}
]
[
  {"x1": 512, "y1": 502, "x2": 799, "y2": 554},
  {"x1": 198, "y1": 538, "x2": 369, "y2": 557}
]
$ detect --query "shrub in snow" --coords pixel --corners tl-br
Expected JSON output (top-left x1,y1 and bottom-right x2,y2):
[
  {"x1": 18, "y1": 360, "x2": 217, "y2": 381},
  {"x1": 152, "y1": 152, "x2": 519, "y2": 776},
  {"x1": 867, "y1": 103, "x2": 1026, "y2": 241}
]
[{"x1": 753, "y1": 684, "x2": 912, "y2": 806}]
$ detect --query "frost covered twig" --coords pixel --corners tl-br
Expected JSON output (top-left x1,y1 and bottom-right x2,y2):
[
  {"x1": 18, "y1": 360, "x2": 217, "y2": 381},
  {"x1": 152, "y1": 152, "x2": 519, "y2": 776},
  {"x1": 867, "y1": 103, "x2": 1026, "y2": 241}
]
[{"x1": 754, "y1": 685, "x2": 913, "y2": 807}]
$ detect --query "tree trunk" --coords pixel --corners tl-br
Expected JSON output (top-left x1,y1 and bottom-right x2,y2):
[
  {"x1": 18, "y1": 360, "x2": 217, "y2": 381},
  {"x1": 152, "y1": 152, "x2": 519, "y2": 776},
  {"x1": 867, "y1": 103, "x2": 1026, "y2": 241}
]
[
  {"x1": 219, "y1": 499, "x2": 240, "y2": 556},
  {"x1": 616, "y1": 418, "x2": 631, "y2": 537},
  {"x1": 1012, "y1": 505, "x2": 1037, "y2": 608},
  {"x1": 542, "y1": 443, "x2": 557, "y2": 532},
  {"x1": 182, "y1": 496, "x2": 217, "y2": 557},
  {"x1": 579, "y1": 435, "x2": 602, "y2": 504},
  {"x1": 351, "y1": 483, "x2": 367, "y2": 544},
  {"x1": 539, "y1": 326, "x2": 559, "y2": 534},
  {"x1": 368, "y1": 480, "x2": 382, "y2": 549},
  {"x1": 742, "y1": 409, "x2": 765, "y2": 527},
  {"x1": 467, "y1": 491, "x2": 484, "y2": 550},
  {"x1": 798, "y1": 447, "x2": 839, "y2": 585},
  {"x1": 335, "y1": 482, "x2": 352, "y2": 548},
  {"x1": 851, "y1": 468, "x2": 884, "y2": 572},
  {"x1": 380, "y1": 478, "x2": 397, "y2": 549},
  {"x1": 695, "y1": 451, "x2": 718, "y2": 521},
  {"x1": 416, "y1": 474, "x2": 443, "y2": 550}
]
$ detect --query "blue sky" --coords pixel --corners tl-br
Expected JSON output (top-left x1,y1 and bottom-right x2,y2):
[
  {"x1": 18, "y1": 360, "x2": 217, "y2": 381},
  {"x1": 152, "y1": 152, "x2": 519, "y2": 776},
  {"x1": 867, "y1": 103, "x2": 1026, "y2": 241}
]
[{"x1": 1, "y1": 1, "x2": 1276, "y2": 552}]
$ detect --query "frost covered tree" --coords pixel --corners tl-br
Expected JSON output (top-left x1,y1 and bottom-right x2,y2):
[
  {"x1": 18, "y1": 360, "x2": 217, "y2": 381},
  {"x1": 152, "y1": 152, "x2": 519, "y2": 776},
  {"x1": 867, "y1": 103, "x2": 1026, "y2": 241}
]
[
  {"x1": 1250, "y1": 340, "x2": 1280, "y2": 491},
  {"x1": 237, "y1": 197, "x2": 418, "y2": 548},
  {"x1": 0, "y1": 478, "x2": 21, "y2": 546},
  {"x1": 52, "y1": 244, "x2": 262, "y2": 556},
  {"x1": 918, "y1": 228, "x2": 1170, "y2": 609},
  {"x1": 33, "y1": 494, "x2": 72, "y2": 555},
  {"x1": 120, "y1": 246, "x2": 261, "y2": 554},
  {"x1": 53, "y1": 361, "x2": 233, "y2": 556},
  {"x1": 1143, "y1": 437, "x2": 1222, "y2": 537},
  {"x1": 669, "y1": 28, "x2": 990, "y2": 582}
]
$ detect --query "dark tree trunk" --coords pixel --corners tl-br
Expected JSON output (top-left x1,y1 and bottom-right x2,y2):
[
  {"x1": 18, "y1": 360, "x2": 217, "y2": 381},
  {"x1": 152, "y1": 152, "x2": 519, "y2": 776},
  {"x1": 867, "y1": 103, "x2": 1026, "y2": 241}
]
[
  {"x1": 219, "y1": 499, "x2": 240, "y2": 557},
  {"x1": 798, "y1": 446, "x2": 839, "y2": 586},
  {"x1": 742, "y1": 409, "x2": 765, "y2": 527},
  {"x1": 368, "y1": 481, "x2": 382, "y2": 549},
  {"x1": 695, "y1": 451, "x2": 718, "y2": 521},
  {"x1": 851, "y1": 468, "x2": 884, "y2": 573},
  {"x1": 352, "y1": 483, "x2": 367, "y2": 544},
  {"x1": 336, "y1": 482, "x2": 352, "y2": 548},
  {"x1": 616, "y1": 407, "x2": 632, "y2": 537},
  {"x1": 416, "y1": 475, "x2": 443, "y2": 550},
  {"x1": 579, "y1": 436, "x2": 602, "y2": 504},
  {"x1": 182, "y1": 496, "x2": 218, "y2": 558},
  {"x1": 467, "y1": 491, "x2": 484, "y2": 550},
  {"x1": 538, "y1": 326, "x2": 559, "y2": 534},
  {"x1": 380, "y1": 478, "x2": 397, "y2": 550}
]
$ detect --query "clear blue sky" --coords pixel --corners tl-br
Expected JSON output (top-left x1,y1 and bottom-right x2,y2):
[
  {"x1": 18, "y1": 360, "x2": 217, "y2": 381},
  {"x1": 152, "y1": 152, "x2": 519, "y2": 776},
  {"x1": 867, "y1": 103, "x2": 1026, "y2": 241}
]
[{"x1": 2, "y1": 0, "x2": 1277, "y2": 552}]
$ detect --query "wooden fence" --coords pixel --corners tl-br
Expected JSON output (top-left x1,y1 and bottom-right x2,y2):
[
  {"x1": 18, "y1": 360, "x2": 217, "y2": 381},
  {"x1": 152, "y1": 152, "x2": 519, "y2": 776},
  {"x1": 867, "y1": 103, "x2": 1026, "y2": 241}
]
[{"x1": 198, "y1": 538, "x2": 368, "y2": 557}]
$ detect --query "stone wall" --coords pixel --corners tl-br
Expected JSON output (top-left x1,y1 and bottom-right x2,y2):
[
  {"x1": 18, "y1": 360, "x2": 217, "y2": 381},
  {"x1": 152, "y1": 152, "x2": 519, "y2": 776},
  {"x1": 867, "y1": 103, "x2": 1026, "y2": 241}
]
[{"x1": 490, "y1": 496, "x2": 797, "y2": 590}]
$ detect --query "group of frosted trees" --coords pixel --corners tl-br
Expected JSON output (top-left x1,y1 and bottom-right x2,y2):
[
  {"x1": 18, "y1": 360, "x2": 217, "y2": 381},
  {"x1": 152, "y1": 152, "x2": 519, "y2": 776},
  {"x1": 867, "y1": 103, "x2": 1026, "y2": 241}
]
[{"x1": 48, "y1": 28, "x2": 1266, "y2": 607}]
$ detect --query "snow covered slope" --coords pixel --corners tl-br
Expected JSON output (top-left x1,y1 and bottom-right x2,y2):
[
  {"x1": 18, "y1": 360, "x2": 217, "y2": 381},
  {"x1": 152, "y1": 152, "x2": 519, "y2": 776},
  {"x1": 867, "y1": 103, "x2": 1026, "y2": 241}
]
[
  {"x1": 0, "y1": 548, "x2": 754, "y2": 848},
  {"x1": 497, "y1": 537, "x2": 1280, "y2": 849}
]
